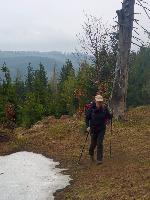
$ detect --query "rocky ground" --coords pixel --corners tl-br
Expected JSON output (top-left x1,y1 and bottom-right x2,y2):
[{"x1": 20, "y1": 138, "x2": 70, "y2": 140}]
[{"x1": 0, "y1": 106, "x2": 150, "y2": 200}]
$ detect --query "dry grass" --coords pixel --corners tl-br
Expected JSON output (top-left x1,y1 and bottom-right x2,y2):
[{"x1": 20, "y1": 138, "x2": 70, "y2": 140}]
[{"x1": 0, "y1": 106, "x2": 150, "y2": 200}]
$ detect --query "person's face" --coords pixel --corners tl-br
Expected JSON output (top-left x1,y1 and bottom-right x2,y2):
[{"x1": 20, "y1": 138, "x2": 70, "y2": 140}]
[{"x1": 96, "y1": 101, "x2": 103, "y2": 108}]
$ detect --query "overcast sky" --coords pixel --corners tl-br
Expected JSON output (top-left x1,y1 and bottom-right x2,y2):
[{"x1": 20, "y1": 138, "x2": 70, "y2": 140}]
[{"x1": 0, "y1": 0, "x2": 149, "y2": 52}]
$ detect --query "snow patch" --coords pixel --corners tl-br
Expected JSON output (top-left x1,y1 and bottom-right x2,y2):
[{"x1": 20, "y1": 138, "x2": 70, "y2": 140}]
[{"x1": 0, "y1": 151, "x2": 71, "y2": 200}]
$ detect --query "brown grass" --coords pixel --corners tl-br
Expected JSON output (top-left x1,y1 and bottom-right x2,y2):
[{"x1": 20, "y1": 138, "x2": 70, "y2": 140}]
[{"x1": 0, "y1": 106, "x2": 150, "y2": 200}]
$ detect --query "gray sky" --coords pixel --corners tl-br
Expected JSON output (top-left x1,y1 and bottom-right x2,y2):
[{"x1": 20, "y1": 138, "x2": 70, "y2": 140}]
[{"x1": 0, "y1": 0, "x2": 149, "y2": 52}]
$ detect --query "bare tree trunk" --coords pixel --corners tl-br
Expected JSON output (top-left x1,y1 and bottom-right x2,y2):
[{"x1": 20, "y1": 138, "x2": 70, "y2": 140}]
[
  {"x1": 110, "y1": 0, "x2": 135, "y2": 119},
  {"x1": 51, "y1": 64, "x2": 58, "y2": 95}
]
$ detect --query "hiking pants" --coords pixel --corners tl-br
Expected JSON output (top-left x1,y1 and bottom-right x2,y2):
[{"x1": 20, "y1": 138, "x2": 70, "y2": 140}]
[{"x1": 89, "y1": 128, "x2": 105, "y2": 161}]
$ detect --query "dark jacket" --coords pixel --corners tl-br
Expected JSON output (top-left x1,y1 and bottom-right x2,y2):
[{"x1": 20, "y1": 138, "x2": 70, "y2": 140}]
[{"x1": 85, "y1": 103, "x2": 112, "y2": 130}]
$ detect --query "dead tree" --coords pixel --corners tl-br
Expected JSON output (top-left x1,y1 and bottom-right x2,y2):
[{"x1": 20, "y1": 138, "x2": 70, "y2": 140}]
[
  {"x1": 50, "y1": 64, "x2": 58, "y2": 95},
  {"x1": 110, "y1": 0, "x2": 135, "y2": 119}
]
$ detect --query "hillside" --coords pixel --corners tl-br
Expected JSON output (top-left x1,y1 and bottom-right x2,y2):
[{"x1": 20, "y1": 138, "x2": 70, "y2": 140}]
[
  {"x1": 0, "y1": 51, "x2": 87, "y2": 79},
  {"x1": 0, "y1": 106, "x2": 150, "y2": 199}
]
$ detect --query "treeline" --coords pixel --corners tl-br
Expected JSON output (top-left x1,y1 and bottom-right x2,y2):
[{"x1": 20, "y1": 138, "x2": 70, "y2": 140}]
[
  {"x1": 0, "y1": 47, "x2": 149, "y2": 127},
  {"x1": 0, "y1": 60, "x2": 99, "y2": 127},
  {"x1": 128, "y1": 47, "x2": 150, "y2": 106}
]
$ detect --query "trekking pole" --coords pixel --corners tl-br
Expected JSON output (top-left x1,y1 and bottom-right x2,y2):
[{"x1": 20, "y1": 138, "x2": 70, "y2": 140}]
[
  {"x1": 77, "y1": 130, "x2": 90, "y2": 165},
  {"x1": 109, "y1": 118, "x2": 113, "y2": 158}
]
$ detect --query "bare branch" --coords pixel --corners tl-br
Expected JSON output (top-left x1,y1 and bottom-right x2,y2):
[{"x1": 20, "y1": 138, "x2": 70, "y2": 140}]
[
  {"x1": 137, "y1": 0, "x2": 150, "y2": 20},
  {"x1": 132, "y1": 36, "x2": 145, "y2": 46},
  {"x1": 131, "y1": 41, "x2": 143, "y2": 48},
  {"x1": 133, "y1": 29, "x2": 140, "y2": 35},
  {"x1": 134, "y1": 20, "x2": 150, "y2": 35}
]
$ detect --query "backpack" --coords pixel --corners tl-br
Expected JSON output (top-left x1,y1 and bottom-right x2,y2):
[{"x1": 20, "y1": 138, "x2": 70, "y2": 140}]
[{"x1": 84, "y1": 102, "x2": 94, "y2": 116}]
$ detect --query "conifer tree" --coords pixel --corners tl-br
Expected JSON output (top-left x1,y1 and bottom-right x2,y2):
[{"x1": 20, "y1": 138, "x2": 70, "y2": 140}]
[
  {"x1": 59, "y1": 59, "x2": 75, "y2": 84},
  {"x1": 26, "y1": 63, "x2": 34, "y2": 92}
]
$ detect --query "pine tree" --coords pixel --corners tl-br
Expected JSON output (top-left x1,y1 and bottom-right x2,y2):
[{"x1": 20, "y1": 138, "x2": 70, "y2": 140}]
[
  {"x1": 25, "y1": 63, "x2": 34, "y2": 92},
  {"x1": 1, "y1": 62, "x2": 14, "y2": 100},
  {"x1": 59, "y1": 59, "x2": 75, "y2": 84},
  {"x1": 33, "y1": 63, "x2": 48, "y2": 103}
]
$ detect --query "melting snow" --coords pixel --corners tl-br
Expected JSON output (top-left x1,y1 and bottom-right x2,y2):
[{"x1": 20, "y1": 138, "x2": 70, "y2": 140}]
[{"x1": 0, "y1": 151, "x2": 71, "y2": 200}]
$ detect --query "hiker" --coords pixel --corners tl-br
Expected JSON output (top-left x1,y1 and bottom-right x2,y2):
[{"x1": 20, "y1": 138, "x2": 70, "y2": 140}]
[{"x1": 85, "y1": 94, "x2": 112, "y2": 165}]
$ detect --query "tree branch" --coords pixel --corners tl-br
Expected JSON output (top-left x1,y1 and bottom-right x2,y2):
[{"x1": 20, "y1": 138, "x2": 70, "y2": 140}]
[{"x1": 137, "y1": 0, "x2": 150, "y2": 20}]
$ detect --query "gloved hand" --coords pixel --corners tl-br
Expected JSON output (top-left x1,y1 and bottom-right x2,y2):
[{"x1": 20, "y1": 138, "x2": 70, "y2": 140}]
[{"x1": 87, "y1": 127, "x2": 90, "y2": 132}]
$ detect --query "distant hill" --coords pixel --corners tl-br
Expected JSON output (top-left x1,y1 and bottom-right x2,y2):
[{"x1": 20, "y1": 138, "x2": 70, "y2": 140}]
[{"x1": 0, "y1": 51, "x2": 88, "y2": 80}]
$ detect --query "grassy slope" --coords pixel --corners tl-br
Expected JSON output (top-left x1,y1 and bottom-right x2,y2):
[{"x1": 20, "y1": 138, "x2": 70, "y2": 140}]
[{"x1": 0, "y1": 106, "x2": 150, "y2": 200}]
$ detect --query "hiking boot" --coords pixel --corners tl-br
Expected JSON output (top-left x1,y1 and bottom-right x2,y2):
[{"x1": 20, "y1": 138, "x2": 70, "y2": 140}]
[
  {"x1": 90, "y1": 155, "x2": 94, "y2": 162},
  {"x1": 96, "y1": 160, "x2": 103, "y2": 165}
]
